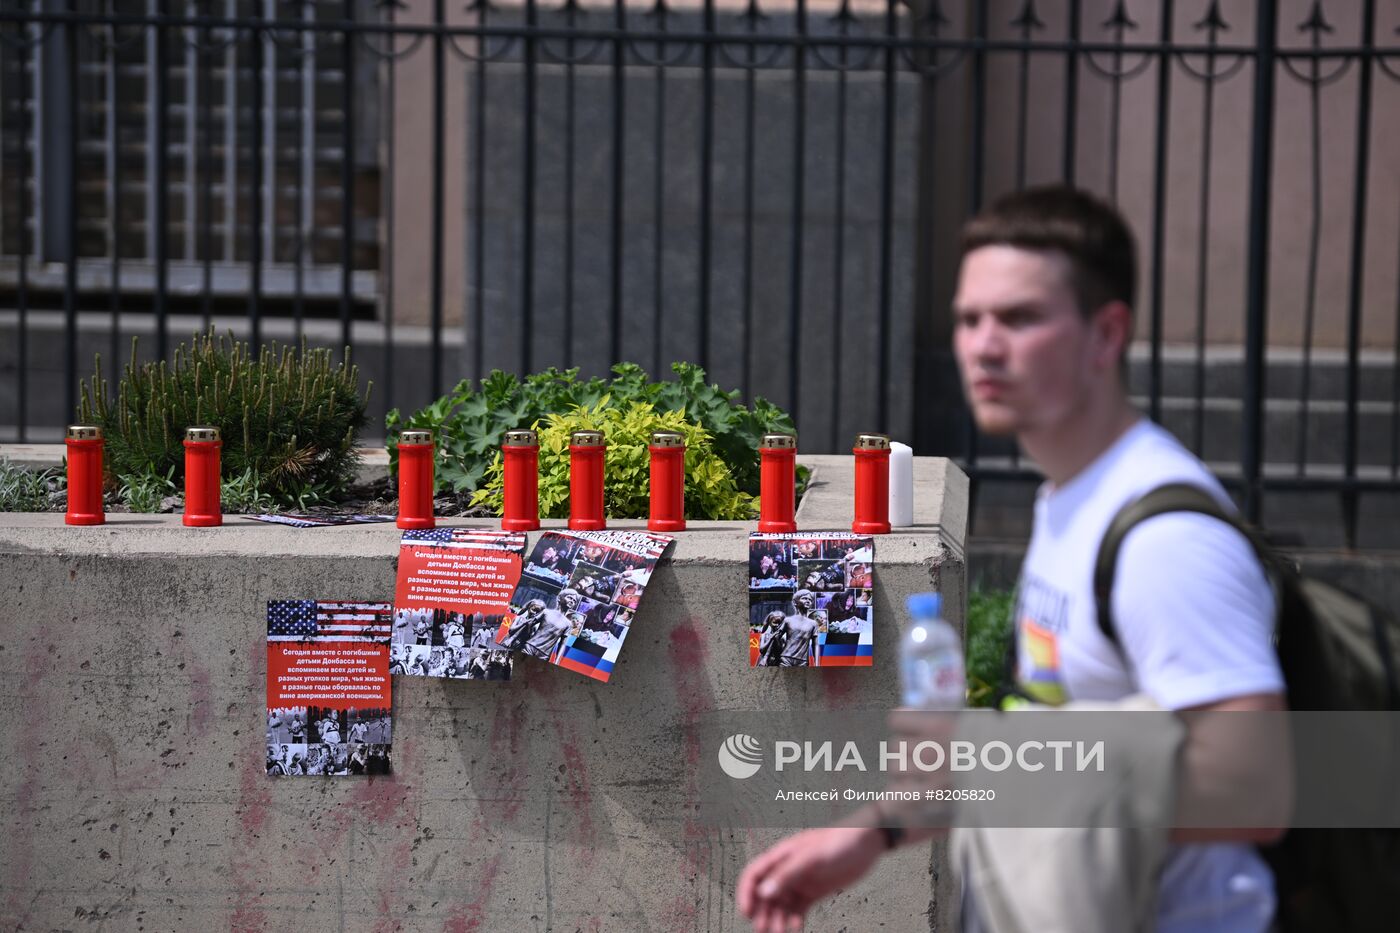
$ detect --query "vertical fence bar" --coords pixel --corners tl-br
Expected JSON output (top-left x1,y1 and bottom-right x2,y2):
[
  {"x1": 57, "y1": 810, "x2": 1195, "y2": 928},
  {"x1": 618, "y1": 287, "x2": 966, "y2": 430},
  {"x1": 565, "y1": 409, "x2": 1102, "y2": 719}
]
[
  {"x1": 1296, "y1": 25, "x2": 1323, "y2": 476},
  {"x1": 698, "y1": 0, "x2": 714, "y2": 372},
  {"x1": 1147, "y1": 0, "x2": 1172, "y2": 427},
  {"x1": 964, "y1": 0, "x2": 987, "y2": 471},
  {"x1": 249, "y1": 11, "x2": 264, "y2": 350},
  {"x1": 262, "y1": 0, "x2": 275, "y2": 270},
  {"x1": 1241, "y1": 0, "x2": 1278, "y2": 524},
  {"x1": 521, "y1": 0, "x2": 537, "y2": 375},
  {"x1": 107, "y1": 17, "x2": 122, "y2": 373},
  {"x1": 184, "y1": 4, "x2": 197, "y2": 263},
  {"x1": 1342, "y1": 0, "x2": 1377, "y2": 549},
  {"x1": 430, "y1": 0, "x2": 444, "y2": 397},
  {"x1": 471, "y1": 0, "x2": 487, "y2": 379},
  {"x1": 1193, "y1": 25, "x2": 1219, "y2": 454},
  {"x1": 200, "y1": 12, "x2": 213, "y2": 327},
  {"x1": 1013, "y1": 9, "x2": 1033, "y2": 190},
  {"x1": 1062, "y1": 0, "x2": 1079, "y2": 183},
  {"x1": 739, "y1": 3, "x2": 756, "y2": 400},
  {"x1": 1106, "y1": 9, "x2": 1127, "y2": 204},
  {"x1": 63, "y1": 7, "x2": 78, "y2": 422},
  {"x1": 1393, "y1": 207, "x2": 1400, "y2": 479},
  {"x1": 297, "y1": 0, "x2": 314, "y2": 339},
  {"x1": 875, "y1": 0, "x2": 894, "y2": 435},
  {"x1": 830, "y1": 4, "x2": 849, "y2": 447},
  {"x1": 17, "y1": 16, "x2": 32, "y2": 440},
  {"x1": 145, "y1": 0, "x2": 157, "y2": 263},
  {"x1": 382, "y1": 4, "x2": 396, "y2": 413},
  {"x1": 154, "y1": 2, "x2": 169, "y2": 362},
  {"x1": 340, "y1": 0, "x2": 355, "y2": 354},
  {"x1": 608, "y1": 0, "x2": 625, "y2": 366},
  {"x1": 787, "y1": 0, "x2": 806, "y2": 427},
  {"x1": 650, "y1": 2, "x2": 667, "y2": 376},
  {"x1": 562, "y1": 0, "x2": 577, "y2": 367},
  {"x1": 223, "y1": 0, "x2": 235, "y2": 263}
]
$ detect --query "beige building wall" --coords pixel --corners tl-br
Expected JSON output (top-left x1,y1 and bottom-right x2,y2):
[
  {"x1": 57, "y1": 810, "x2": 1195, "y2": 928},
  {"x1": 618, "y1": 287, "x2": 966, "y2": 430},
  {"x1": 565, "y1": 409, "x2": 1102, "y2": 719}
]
[
  {"x1": 384, "y1": 0, "x2": 1400, "y2": 349},
  {"x1": 976, "y1": 0, "x2": 1400, "y2": 351},
  {"x1": 385, "y1": 0, "x2": 469, "y2": 327}
]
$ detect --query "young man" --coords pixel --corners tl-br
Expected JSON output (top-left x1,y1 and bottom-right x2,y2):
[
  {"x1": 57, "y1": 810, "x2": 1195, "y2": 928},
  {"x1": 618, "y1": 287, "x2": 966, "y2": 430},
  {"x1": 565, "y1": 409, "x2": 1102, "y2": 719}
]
[{"x1": 736, "y1": 186, "x2": 1287, "y2": 932}]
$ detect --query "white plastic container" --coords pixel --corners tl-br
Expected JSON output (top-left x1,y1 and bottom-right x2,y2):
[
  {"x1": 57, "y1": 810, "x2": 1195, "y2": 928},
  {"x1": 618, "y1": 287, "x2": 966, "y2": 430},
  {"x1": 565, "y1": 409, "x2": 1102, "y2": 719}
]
[{"x1": 889, "y1": 441, "x2": 914, "y2": 527}]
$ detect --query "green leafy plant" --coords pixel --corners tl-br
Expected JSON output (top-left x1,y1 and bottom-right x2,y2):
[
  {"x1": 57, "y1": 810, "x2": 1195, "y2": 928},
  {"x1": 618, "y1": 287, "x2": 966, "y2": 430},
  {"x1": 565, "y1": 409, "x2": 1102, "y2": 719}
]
[
  {"x1": 0, "y1": 458, "x2": 64, "y2": 512},
  {"x1": 387, "y1": 362, "x2": 807, "y2": 498},
  {"x1": 470, "y1": 401, "x2": 756, "y2": 520},
  {"x1": 78, "y1": 330, "x2": 369, "y2": 505},
  {"x1": 220, "y1": 468, "x2": 277, "y2": 514},
  {"x1": 118, "y1": 465, "x2": 178, "y2": 513},
  {"x1": 965, "y1": 586, "x2": 1016, "y2": 708}
]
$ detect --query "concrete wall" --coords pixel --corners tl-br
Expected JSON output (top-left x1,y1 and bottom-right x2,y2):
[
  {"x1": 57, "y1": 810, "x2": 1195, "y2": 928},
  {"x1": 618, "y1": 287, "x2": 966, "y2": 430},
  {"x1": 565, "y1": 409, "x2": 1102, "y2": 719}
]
[{"x1": 0, "y1": 456, "x2": 968, "y2": 932}]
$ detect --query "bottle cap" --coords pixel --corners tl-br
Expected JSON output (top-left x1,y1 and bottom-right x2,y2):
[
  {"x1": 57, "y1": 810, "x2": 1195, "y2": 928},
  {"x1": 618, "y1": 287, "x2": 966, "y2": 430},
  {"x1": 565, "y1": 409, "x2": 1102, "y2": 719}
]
[
  {"x1": 185, "y1": 426, "x2": 220, "y2": 442},
  {"x1": 649, "y1": 431, "x2": 685, "y2": 448},
  {"x1": 399, "y1": 430, "x2": 433, "y2": 445},
  {"x1": 855, "y1": 433, "x2": 891, "y2": 450},
  {"x1": 570, "y1": 430, "x2": 605, "y2": 447},
  {"x1": 905, "y1": 592, "x2": 941, "y2": 620},
  {"x1": 66, "y1": 425, "x2": 102, "y2": 440},
  {"x1": 504, "y1": 429, "x2": 538, "y2": 447},
  {"x1": 761, "y1": 433, "x2": 797, "y2": 449}
]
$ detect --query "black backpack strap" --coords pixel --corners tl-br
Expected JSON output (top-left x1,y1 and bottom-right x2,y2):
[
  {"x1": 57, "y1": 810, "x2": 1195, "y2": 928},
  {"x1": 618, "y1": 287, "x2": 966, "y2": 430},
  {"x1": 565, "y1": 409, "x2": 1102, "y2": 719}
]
[{"x1": 1094, "y1": 483, "x2": 1278, "y2": 648}]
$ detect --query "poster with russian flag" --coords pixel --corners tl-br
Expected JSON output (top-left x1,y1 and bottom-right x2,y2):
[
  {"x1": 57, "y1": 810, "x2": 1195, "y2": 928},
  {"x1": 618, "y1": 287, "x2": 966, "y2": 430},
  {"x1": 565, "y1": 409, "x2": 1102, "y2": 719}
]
[
  {"x1": 496, "y1": 529, "x2": 674, "y2": 683},
  {"x1": 749, "y1": 533, "x2": 874, "y2": 668}
]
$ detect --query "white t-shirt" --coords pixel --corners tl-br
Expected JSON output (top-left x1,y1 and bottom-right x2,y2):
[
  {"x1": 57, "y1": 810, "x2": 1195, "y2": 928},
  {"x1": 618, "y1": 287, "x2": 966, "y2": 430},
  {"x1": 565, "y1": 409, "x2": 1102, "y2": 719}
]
[{"x1": 1014, "y1": 417, "x2": 1283, "y2": 933}]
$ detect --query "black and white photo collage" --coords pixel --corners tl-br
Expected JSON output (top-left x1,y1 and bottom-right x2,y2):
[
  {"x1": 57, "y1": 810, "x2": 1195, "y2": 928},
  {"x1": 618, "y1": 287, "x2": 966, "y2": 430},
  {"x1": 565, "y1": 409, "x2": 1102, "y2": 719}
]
[
  {"x1": 266, "y1": 706, "x2": 393, "y2": 776},
  {"x1": 390, "y1": 606, "x2": 513, "y2": 681}
]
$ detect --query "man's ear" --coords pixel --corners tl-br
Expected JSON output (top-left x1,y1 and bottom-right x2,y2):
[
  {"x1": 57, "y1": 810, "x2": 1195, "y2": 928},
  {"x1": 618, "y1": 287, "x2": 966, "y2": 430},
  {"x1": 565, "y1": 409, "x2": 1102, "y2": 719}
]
[{"x1": 1092, "y1": 301, "x2": 1133, "y2": 373}]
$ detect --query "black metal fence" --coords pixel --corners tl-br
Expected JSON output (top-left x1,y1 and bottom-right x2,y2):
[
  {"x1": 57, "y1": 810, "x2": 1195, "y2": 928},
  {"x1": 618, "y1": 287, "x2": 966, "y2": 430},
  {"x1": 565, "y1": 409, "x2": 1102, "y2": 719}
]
[{"x1": 1, "y1": 1, "x2": 1399, "y2": 545}]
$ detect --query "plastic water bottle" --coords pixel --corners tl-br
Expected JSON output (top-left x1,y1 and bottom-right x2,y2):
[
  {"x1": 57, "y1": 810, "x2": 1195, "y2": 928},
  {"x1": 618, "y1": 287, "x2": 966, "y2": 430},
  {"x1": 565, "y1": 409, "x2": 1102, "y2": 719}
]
[{"x1": 900, "y1": 593, "x2": 966, "y2": 709}]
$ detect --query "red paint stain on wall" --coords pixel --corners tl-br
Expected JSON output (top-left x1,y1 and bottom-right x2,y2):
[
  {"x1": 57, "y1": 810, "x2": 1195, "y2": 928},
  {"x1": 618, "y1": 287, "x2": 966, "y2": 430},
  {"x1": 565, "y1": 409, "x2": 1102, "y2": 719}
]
[
  {"x1": 441, "y1": 852, "x2": 502, "y2": 933},
  {"x1": 555, "y1": 729, "x2": 596, "y2": 859},
  {"x1": 487, "y1": 698, "x2": 529, "y2": 824},
  {"x1": 186, "y1": 657, "x2": 213, "y2": 735},
  {"x1": 820, "y1": 669, "x2": 857, "y2": 706},
  {"x1": 667, "y1": 617, "x2": 716, "y2": 917},
  {"x1": 1, "y1": 645, "x2": 50, "y2": 928}
]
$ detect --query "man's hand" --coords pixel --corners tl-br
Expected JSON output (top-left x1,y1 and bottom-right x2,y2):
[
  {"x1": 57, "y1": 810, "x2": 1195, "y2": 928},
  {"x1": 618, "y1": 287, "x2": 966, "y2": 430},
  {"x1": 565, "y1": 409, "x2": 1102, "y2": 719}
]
[{"x1": 735, "y1": 826, "x2": 885, "y2": 932}]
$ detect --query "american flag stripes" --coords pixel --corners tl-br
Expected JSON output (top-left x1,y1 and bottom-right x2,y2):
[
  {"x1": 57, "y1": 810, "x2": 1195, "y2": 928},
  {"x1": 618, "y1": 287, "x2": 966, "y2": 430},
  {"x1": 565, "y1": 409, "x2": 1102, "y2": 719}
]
[
  {"x1": 401, "y1": 529, "x2": 529, "y2": 552},
  {"x1": 267, "y1": 600, "x2": 393, "y2": 643}
]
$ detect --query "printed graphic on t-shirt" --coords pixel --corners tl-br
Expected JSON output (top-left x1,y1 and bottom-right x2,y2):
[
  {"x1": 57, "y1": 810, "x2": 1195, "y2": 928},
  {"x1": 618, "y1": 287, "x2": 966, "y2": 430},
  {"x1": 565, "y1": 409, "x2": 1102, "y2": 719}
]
[{"x1": 1014, "y1": 573, "x2": 1071, "y2": 706}]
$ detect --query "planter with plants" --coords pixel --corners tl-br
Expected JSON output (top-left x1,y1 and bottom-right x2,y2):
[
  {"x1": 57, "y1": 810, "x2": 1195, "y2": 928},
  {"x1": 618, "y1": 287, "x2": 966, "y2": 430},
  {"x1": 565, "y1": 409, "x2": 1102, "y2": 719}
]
[{"x1": 386, "y1": 362, "x2": 808, "y2": 521}]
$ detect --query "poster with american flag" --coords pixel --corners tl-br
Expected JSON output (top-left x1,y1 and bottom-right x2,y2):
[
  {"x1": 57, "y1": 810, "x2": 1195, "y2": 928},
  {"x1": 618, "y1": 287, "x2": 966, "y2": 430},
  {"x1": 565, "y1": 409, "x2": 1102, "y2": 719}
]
[
  {"x1": 393, "y1": 529, "x2": 527, "y2": 681},
  {"x1": 266, "y1": 600, "x2": 393, "y2": 777}
]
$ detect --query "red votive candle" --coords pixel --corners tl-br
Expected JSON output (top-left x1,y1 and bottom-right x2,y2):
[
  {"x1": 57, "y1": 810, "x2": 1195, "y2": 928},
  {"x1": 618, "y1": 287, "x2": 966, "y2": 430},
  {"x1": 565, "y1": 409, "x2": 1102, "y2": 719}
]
[
  {"x1": 758, "y1": 432, "x2": 798, "y2": 533},
  {"x1": 183, "y1": 426, "x2": 223, "y2": 527},
  {"x1": 64, "y1": 424, "x2": 105, "y2": 526},
  {"x1": 648, "y1": 430, "x2": 686, "y2": 532},
  {"x1": 852, "y1": 432, "x2": 892, "y2": 535},
  {"x1": 397, "y1": 430, "x2": 435, "y2": 530},
  {"x1": 502, "y1": 428, "x2": 541, "y2": 531},
  {"x1": 568, "y1": 429, "x2": 607, "y2": 531}
]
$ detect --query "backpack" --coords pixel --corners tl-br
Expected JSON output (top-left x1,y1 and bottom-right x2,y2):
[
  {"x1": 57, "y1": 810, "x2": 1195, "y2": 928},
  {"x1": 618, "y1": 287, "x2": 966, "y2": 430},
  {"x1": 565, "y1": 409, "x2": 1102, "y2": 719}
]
[{"x1": 1094, "y1": 483, "x2": 1400, "y2": 933}]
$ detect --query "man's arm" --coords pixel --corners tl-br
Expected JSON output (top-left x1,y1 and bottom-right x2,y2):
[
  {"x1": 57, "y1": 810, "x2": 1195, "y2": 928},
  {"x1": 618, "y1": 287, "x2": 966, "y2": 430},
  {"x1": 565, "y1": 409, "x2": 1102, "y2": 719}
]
[
  {"x1": 1171, "y1": 691, "x2": 1291, "y2": 843},
  {"x1": 1112, "y1": 512, "x2": 1292, "y2": 843}
]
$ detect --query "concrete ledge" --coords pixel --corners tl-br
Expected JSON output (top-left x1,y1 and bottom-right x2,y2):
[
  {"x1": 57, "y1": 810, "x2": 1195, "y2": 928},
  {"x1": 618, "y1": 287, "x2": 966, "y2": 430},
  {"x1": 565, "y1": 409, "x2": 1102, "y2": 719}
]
[{"x1": 0, "y1": 458, "x2": 968, "y2": 931}]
